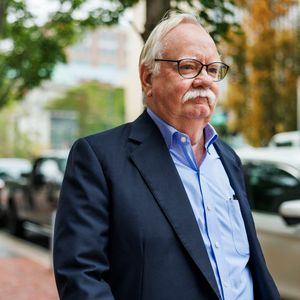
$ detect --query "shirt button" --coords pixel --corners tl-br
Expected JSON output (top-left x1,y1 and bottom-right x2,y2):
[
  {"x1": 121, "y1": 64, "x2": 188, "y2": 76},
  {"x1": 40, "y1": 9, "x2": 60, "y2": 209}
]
[
  {"x1": 180, "y1": 136, "x2": 187, "y2": 143},
  {"x1": 214, "y1": 241, "x2": 220, "y2": 249},
  {"x1": 224, "y1": 281, "x2": 229, "y2": 288},
  {"x1": 207, "y1": 205, "x2": 213, "y2": 211}
]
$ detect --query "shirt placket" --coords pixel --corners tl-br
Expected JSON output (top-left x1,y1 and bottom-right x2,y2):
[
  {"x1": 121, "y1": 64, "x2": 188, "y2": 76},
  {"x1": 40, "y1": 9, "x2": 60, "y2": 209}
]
[
  {"x1": 177, "y1": 136, "x2": 234, "y2": 300},
  {"x1": 199, "y1": 158, "x2": 234, "y2": 300}
]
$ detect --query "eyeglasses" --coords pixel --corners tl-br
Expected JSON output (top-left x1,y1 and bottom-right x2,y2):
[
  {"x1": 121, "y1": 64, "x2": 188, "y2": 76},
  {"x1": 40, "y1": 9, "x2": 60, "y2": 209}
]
[{"x1": 154, "y1": 58, "x2": 229, "y2": 82}]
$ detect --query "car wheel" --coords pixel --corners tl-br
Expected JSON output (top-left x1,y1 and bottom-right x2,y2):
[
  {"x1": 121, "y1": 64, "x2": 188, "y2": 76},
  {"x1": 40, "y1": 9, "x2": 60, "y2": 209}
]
[{"x1": 7, "y1": 198, "x2": 24, "y2": 237}]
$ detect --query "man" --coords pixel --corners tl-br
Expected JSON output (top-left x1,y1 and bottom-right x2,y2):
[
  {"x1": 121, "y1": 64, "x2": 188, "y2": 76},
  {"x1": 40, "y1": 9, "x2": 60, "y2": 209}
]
[{"x1": 54, "y1": 12, "x2": 280, "y2": 300}]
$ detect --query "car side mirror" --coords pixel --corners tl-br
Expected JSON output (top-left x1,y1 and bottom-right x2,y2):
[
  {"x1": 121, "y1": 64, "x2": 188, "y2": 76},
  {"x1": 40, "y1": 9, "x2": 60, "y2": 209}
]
[{"x1": 279, "y1": 200, "x2": 300, "y2": 226}]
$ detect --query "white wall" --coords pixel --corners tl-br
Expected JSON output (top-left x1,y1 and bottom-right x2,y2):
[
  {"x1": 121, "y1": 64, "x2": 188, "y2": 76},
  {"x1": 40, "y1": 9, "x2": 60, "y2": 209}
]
[
  {"x1": 17, "y1": 82, "x2": 70, "y2": 151},
  {"x1": 124, "y1": 1, "x2": 145, "y2": 122}
]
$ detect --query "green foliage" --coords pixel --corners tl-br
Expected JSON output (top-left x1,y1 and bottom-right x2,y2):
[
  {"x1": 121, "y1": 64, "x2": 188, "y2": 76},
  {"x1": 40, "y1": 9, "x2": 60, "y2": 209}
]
[
  {"x1": 0, "y1": 105, "x2": 35, "y2": 158},
  {"x1": 141, "y1": 0, "x2": 240, "y2": 42},
  {"x1": 187, "y1": 0, "x2": 240, "y2": 43},
  {"x1": 0, "y1": 0, "x2": 130, "y2": 109},
  {"x1": 0, "y1": 0, "x2": 239, "y2": 109},
  {"x1": 47, "y1": 81, "x2": 125, "y2": 137}
]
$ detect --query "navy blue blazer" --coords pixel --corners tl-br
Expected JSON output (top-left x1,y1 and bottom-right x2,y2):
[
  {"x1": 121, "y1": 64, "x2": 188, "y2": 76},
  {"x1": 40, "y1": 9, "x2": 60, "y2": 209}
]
[{"x1": 54, "y1": 111, "x2": 280, "y2": 300}]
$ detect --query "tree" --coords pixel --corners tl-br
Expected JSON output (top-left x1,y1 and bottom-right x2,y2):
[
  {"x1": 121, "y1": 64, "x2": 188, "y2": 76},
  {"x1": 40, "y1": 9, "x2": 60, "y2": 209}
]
[
  {"x1": 0, "y1": 0, "x2": 121, "y2": 109},
  {"x1": 141, "y1": 0, "x2": 240, "y2": 43},
  {"x1": 0, "y1": 104, "x2": 35, "y2": 157},
  {"x1": 224, "y1": 0, "x2": 298, "y2": 146},
  {"x1": 0, "y1": 0, "x2": 239, "y2": 109},
  {"x1": 47, "y1": 81, "x2": 125, "y2": 137}
]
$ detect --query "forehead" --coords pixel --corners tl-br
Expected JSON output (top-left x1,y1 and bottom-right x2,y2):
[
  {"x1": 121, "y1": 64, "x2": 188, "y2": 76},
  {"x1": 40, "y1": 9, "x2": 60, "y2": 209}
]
[{"x1": 160, "y1": 23, "x2": 219, "y2": 61}]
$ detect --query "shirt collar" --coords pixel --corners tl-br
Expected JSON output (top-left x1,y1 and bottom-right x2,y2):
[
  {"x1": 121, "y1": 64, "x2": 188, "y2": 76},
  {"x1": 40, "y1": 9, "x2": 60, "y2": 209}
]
[{"x1": 147, "y1": 108, "x2": 218, "y2": 151}]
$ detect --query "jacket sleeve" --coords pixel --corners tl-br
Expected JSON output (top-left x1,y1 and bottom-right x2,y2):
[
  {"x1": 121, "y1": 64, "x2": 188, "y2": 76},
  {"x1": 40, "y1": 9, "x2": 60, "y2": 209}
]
[{"x1": 53, "y1": 138, "x2": 115, "y2": 300}]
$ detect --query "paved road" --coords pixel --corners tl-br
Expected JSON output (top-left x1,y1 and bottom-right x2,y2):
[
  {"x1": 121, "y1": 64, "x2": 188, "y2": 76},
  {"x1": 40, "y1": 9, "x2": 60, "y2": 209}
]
[{"x1": 0, "y1": 231, "x2": 58, "y2": 300}]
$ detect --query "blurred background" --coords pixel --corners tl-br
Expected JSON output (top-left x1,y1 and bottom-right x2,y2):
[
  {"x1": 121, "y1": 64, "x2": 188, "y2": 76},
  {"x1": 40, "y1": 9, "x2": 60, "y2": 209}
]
[{"x1": 0, "y1": 0, "x2": 300, "y2": 299}]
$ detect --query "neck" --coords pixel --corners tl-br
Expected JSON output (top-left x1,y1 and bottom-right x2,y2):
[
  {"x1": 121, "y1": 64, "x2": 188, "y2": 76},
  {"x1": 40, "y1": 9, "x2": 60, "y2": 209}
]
[
  {"x1": 171, "y1": 119, "x2": 207, "y2": 146},
  {"x1": 174, "y1": 121, "x2": 207, "y2": 167},
  {"x1": 192, "y1": 140, "x2": 206, "y2": 167}
]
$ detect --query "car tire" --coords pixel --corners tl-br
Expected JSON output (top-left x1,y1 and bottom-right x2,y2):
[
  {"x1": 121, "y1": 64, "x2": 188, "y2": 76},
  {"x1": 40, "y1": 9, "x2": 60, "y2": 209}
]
[{"x1": 7, "y1": 198, "x2": 24, "y2": 238}]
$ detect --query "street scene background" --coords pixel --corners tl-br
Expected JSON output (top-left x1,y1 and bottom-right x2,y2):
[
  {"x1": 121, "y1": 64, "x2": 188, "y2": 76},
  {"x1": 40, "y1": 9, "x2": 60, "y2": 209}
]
[{"x1": 0, "y1": 0, "x2": 300, "y2": 299}]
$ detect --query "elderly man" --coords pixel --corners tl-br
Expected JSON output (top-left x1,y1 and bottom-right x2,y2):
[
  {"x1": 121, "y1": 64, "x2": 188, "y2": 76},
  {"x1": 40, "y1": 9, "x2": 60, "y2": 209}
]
[{"x1": 54, "y1": 12, "x2": 280, "y2": 300}]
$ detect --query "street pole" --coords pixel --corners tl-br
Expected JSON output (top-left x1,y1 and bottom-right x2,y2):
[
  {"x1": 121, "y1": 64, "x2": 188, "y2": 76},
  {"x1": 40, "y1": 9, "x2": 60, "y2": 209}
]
[{"x1": 298, "y1": 77, "x2": 300, "y2": 132}]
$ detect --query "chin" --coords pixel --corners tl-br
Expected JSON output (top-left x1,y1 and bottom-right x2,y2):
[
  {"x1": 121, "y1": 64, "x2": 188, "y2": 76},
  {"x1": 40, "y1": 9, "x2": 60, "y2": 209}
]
[{"x1": 187, "y1": 106, "x2": 212, "y2": 119}]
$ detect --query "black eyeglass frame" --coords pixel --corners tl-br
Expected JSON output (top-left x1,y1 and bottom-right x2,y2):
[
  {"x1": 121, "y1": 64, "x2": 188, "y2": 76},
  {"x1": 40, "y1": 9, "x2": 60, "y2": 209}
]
[{"x1": 154, "y1": 58, "x2": 229, "y2": 82}]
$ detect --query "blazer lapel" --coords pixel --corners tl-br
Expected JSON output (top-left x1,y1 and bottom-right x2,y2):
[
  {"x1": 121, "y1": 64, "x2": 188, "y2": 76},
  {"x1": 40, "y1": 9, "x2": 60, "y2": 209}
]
[{"x1": 129, "y1": 112, "x2": 221, "y2": 299}]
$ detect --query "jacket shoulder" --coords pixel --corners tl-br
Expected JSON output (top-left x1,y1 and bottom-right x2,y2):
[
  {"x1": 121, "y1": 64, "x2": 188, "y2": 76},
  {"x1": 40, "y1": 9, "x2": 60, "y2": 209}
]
[{"x1": 84, "y1": 122, "x2": 132, "y2": 148}]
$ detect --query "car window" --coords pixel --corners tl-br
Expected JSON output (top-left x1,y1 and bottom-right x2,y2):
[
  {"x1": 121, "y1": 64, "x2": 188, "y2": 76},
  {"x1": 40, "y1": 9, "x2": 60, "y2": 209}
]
[
  {"x1": 243, "y1": 162, "x2": 300, "y2": 213},
  {"x1": 40, "y1": 159, "x2": 61, "y2": 178},
  {"x1": 56, "y1": 158, "x2": 67, "y2": 173}
]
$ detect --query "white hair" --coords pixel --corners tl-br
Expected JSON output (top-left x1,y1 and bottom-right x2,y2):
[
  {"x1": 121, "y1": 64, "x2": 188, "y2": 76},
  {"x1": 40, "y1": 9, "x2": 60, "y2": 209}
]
[{"x1": 139, "y1": 12, "x2": 203, "y2": 75}]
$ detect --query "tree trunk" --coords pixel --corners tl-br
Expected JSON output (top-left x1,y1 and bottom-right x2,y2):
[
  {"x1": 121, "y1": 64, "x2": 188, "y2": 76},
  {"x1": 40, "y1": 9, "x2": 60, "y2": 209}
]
[{"x1": 141, "y1": 0, "x2": 171, "y2": 42}]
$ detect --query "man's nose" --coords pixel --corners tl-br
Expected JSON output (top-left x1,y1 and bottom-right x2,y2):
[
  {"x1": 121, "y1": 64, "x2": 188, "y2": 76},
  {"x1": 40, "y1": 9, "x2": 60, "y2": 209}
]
[{"x1": 192, "y1": 68, "x2": 214, "y2": 88}]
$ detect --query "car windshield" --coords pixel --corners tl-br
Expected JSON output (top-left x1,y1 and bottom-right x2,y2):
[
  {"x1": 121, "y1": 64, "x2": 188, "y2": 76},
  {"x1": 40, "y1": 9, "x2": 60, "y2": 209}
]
[{"x1": 0, "y1": 158, "x2": 32, "y2": 179}]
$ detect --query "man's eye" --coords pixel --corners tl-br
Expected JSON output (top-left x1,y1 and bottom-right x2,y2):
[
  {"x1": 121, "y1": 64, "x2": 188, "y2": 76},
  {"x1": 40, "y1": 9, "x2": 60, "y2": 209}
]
[
  {"x1": 208, "y1": 67, "x2": 218, "y2": 74},
  {"x1": 180, "y1": 63, "x2": 196, "y2": 70}
]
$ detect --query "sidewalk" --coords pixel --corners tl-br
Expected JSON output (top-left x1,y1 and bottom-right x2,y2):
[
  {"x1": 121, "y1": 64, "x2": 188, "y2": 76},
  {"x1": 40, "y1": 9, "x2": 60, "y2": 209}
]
[{"x1": 0, "y1": 232, "x2": 58, "y2": 300}]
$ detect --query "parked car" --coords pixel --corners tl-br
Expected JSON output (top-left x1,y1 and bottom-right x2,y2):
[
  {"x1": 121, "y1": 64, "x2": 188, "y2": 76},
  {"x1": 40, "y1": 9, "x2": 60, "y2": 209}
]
[
  {"x1": 237, "y1": 147, "x2": 300, "y2": 299},
  {"x1": 5, "y1": 150, "x2": 68, "y2": 238},
  {"x1": 0, "y1": 158, "x2": 32, "y2": 225},
  {"x1": 0, "y1": 158, "x2": 32, "y2": 180},
  {"x1": 268, "y1": 131, "x2": 300, "y2": 147}
]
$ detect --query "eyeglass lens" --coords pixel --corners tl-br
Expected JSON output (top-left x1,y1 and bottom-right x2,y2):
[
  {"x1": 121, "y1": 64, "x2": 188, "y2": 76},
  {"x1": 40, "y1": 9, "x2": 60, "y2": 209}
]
[{"x1": 178, "y1": 59, "x2": 227, "y2": 81}]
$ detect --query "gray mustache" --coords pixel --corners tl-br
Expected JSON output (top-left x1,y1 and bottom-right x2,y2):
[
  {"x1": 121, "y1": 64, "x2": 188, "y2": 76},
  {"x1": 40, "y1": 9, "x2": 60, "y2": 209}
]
[{"x1": 182, "y1": 89, "x2": 216, "y2": 105}]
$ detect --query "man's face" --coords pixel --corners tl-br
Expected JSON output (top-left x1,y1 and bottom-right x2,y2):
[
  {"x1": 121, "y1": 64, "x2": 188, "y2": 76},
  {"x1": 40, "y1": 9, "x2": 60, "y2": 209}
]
[{"x1": 141, "y1": 23, "x2": 220, "y2": 129}]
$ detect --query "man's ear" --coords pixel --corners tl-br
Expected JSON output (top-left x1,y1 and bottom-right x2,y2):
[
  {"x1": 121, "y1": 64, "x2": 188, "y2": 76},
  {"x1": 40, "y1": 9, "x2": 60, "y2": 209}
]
[{"x1": 140, "y1": 64, "x2": 153, "y2": 97}]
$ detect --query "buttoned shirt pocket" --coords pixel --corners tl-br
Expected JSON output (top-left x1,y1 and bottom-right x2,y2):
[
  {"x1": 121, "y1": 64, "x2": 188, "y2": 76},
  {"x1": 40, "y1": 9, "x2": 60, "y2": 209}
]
[{"x1": 227, "y1": 198, "x2": 250, "y2": 256}]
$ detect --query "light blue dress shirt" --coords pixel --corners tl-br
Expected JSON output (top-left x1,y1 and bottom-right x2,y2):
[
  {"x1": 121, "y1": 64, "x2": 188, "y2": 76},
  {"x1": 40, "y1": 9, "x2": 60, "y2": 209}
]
[{"x1": 147, "y1": 108, "x2": 253, "y2": 300}]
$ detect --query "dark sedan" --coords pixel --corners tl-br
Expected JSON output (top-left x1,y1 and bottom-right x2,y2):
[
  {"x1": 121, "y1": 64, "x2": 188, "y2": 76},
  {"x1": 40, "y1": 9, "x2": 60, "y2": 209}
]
[
  {"x1": 5, "y1": 150, "x2": 68, "y2": 237},
  {"x1": 0, "y1": 158, "x2": 32, "y2": 225}
]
